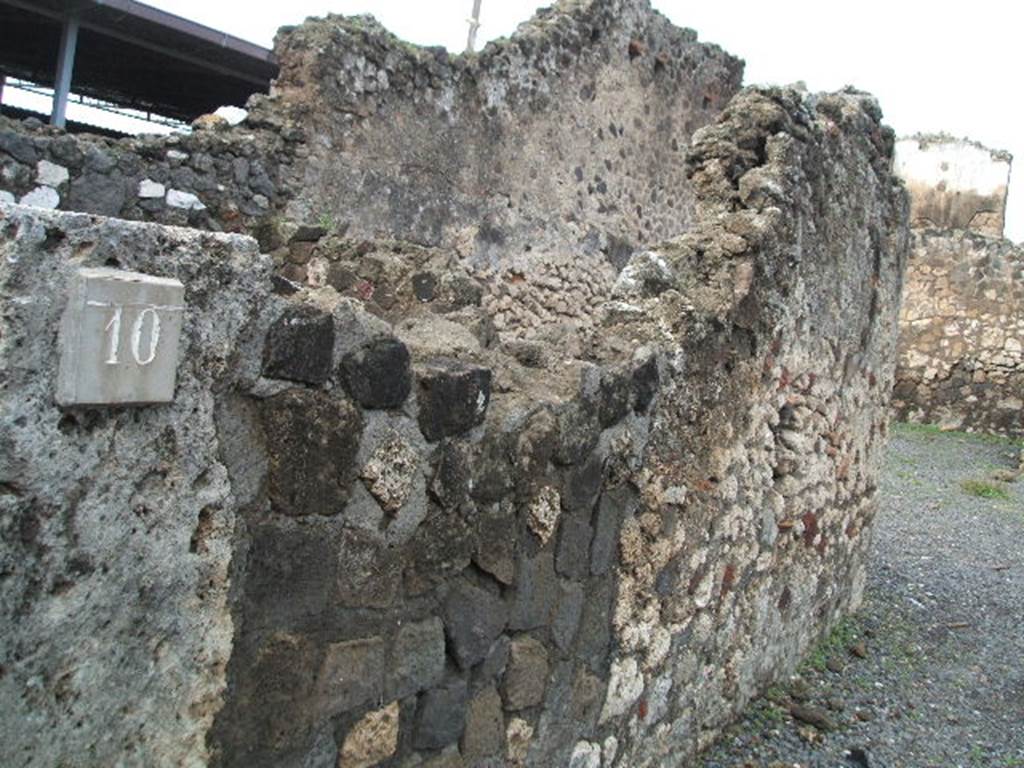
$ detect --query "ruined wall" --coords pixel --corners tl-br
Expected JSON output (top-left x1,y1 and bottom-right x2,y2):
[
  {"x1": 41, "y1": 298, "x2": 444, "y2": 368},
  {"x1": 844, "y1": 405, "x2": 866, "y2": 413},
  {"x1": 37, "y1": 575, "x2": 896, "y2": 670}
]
[
  {"x1": 0, "y1": 207, "x2": 270, "y2": 767},
  {"x1": 892, "y1": 135, "x2": 1023, "y2": 436},
  {"x1": 893, "y1": 229, "x2": 1024, "y2": 435},
  {"x1": 0, "y1": 79, "x2": 906, "y2": 768},
  {"x1": 0, "y1": 0, "x2": 741, "y2": 266},
  {"x1": 268, "y1": 0, "x2": 742, "y2": 259},
  {"x1": 0, "y1": 113, "x2": 301, "y2": 235},
  {"x1": 0, "y1": 1, "x2": 911, "y2": 766},
  {"x1": 894, "y1": 134, "x2": 1011, "y2": 237}
]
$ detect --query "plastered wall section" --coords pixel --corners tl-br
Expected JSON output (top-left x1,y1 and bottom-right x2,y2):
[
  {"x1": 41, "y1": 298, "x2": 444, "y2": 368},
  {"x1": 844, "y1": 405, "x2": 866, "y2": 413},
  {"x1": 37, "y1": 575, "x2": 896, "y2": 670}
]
[{"x1": 894, "y1": 136, "x2": 1011, "y2": 237}]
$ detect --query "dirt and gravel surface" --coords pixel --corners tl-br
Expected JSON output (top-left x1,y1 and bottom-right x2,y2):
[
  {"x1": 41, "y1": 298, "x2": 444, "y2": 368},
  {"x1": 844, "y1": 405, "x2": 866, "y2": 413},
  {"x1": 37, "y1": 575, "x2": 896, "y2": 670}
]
[{"x1": 699, "y1": 423, "x2": 1024, "y2": 768}]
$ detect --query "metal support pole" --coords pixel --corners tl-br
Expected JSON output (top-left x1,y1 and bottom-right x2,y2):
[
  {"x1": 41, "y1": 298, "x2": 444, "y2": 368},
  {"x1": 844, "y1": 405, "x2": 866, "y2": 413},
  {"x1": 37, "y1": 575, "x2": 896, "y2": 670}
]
[
  {"x1": 465, "y1": 0, "x2": 482, "y2": 53},
  {"x1": 51, "y1": 12, "x2": 80, "y2": 128}
]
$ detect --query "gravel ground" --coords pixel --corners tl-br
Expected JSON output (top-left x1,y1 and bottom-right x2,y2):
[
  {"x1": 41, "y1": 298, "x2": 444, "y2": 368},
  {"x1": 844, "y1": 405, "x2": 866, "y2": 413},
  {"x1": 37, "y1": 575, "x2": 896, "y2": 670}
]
[{"x1": 699, "y1": 423, "x2": 1024, "y2": 768}]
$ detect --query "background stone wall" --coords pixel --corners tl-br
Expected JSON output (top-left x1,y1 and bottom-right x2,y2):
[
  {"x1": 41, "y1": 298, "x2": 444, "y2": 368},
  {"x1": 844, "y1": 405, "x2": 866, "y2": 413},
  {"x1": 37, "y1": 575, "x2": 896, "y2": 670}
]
[
  {"x1": 892, "y1": 134, "x2": 1023, "y2": 437},
  {"x1": 0, "y1": 113, "x2": 301, "y2": 236},
  {"x1": 0, "y1": 0, "x2": 741, "y2": 271},
  {"x1": 893, "y1": 229, "x2": 1024, "y2": 436},
  {"x1": 267, "y1": 0, "x2": 742, "y2": 261}
]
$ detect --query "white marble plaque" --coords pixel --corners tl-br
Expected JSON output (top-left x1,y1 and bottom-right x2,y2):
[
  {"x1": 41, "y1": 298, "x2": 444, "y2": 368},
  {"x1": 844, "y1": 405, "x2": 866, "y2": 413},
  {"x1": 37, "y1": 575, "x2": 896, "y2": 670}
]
[{"x1": 56, "y1": 268, "x2": 186, "y2": 406}]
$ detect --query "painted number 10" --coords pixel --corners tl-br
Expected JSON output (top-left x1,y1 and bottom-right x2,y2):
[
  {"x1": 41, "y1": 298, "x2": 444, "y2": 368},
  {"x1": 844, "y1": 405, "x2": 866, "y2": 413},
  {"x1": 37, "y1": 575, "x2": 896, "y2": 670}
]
[{"x1": 104, "y1": 305, "x2": 162, "y2": 366}]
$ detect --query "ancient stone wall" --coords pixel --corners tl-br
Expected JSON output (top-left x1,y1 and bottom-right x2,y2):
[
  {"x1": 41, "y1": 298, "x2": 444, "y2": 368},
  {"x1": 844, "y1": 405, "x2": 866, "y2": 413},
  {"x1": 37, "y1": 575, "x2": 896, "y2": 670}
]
[
  {"x1": 893, "y1": 229, "x2": 1024, "y2": 435},
  {"x1": 0, "y1": 113, "x2": 301, "y2": 235},
  {"x1": 0, "y1": 0, "x2": 741, "y2": 265},
  {"x1": 267, "y1": 0, "x2": 742, "y2": 259},
  {"x1": 0, "y1": 208, "x2": 269, "y2": 767},
  {"x1": 0, "y1": 1, "x2": 910, "y2": 766},
  {"x1": 892, "y1": 135, "x2": 1023, "y2": 436},
  {"x1": 0, "y1": 79, "x2": 906, "y2": 767}
]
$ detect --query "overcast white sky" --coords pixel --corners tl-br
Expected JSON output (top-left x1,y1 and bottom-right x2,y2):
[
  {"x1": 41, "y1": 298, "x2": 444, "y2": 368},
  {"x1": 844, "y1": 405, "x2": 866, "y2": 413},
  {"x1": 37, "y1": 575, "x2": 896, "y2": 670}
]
[{"x1": 9, "y1": 0, "x2": 1022, "y2": 240}]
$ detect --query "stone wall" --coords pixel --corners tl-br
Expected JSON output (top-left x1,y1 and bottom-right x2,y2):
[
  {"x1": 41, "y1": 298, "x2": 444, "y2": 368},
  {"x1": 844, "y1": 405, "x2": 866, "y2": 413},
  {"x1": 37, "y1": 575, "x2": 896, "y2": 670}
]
[
  {"x1": 0, "y1": 1, "x2": 910, "y2": 766},
  {"x1": 893, "y1": 229, "x2": 1024, "y2": 435},
  {"x1": 0, "y1": 113, "x2": 301, "y2": 235},
  {"x1": 892, "y1": 135, "x2": 1023, "y2": 437},
  {"x1": 0, "y1": 79, "x2": 906, "y2": 767},
  {"x1": 0, "y1": 207, "x2": 269, "y2": 767},
  {"x1": 268, "y1": 0, "x2": 742, "y2": 258},
  {"x1": 893, "y1": 134, "x2": 1012, "y2": 237},
  {"x1": 0, "y1": 0, "x2": 741, "y2": 267}
]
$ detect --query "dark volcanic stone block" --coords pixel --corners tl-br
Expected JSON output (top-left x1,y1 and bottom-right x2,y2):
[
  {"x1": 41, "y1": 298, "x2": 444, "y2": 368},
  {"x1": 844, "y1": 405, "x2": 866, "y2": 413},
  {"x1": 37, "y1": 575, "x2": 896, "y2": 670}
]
[
  {"x1": 474, "y1": 507, "x2": 516, "y2": 586},
  {"x1": 340, "y1": 337, "x2": 412, "y2": 409},
  {"x1": 404, "y1": 505, "x2": 475, "y2": 596},
  {"x1": 555, "y1": 516, "x2": 593, "y2": 581},
  {"x1": 260, "y1": 388, "x2": 363, "y2": 517},
  {"x1": 313, "y1": 637, "x2": 386, "y2": 715},
  {"x1": 416, "y1": 358, "x2": 492, "y2": 441},
  {"x1": 0, "y1": 130, "x2": 38, "y2": 164},
  {"x1": 553, "y1": 401, "x2": 600, "y2": 465},
  {"x1": 597, "y1": 368, "x2": 632, "y2": 427},
  {"x1": 552, "y1": 581, "x2": 584, "y2": 652},
  {"x1": 413, "y1": 677, "x2": 469, "y2": 750},
  {"x1": 290, "y1": 224, "x2": 327, "y2": 242},
  {"x1": 632, "y1": 354, "x2": 660, "y2": 413},
  {"x1": 564, "y1": 452, "x2": 605, "y2": 515},
  {"x1": 386, "y1": 617, "x2": 446, "y2": 700},
  {"x1": 429, "y1": 440, "x2": 471, "y2": 508},
  {"x1": 245, "y1": 519, "x2": 337, "y2": 632},
  {"x1": 263, "y1": 304, "x2": 336, "y2": 385},
  {"x1": 461, "y1": 685, "x2": 505, "y2": 763},
  {"x1": 509, "y1": 551, "x2": 558, "y2": 631},
  {"x1": 591, "y1": 487, "x2": 635, "y2": 576},
  {"x1": 442, "y1": 581, "x2": 509, "y2": 670}
]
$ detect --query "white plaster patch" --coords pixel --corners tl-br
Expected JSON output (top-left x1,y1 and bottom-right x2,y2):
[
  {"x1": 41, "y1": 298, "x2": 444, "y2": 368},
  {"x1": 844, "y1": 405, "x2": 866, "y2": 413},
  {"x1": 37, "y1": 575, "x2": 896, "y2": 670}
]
[
  {"x1": 214, "y1": 106, "x2": 248, "y2": 125},
  {"x1": 602, "y1": 736, "x2": 619, "y2": 766},
  {"x1": 138, "y1": 179, "x2": 166, "y2": 199},
  {"x1": 166, "y1": 189, "x2": 205, "y2": 210},
  {"x1": 0, "y1": 190, "x2": 15, "y2": 205},
  {"x1": 36, "y1": 160, "x2": 69, "y2": 187},
  {"x1": 894, "y1": 138, "x2": 1010, "y2": 197},
  {"x1": 569, "y1": 740, "x2": 602, "y2": 768},
  {"x1": 19, "y1": 186, "x2": 60, "y2": 209}
]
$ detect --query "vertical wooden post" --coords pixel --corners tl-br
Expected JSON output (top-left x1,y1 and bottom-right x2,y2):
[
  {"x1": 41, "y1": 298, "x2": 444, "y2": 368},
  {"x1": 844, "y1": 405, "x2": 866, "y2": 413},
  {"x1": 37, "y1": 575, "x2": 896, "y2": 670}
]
[{"x1": 51, "y1": 12, "x2": 81, "y2": 128}]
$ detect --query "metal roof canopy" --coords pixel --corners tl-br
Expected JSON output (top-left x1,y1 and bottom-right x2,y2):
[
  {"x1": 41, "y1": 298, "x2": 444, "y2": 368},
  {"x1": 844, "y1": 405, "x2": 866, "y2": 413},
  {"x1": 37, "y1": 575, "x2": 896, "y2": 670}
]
[{"x1": 0, "y1": 0, "x2": 278, "y2": 126}]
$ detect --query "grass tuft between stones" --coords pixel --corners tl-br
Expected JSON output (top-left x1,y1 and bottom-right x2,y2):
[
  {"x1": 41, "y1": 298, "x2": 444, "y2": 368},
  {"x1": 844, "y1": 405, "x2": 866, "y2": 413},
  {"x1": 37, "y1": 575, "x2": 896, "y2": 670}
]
[{"x1": 960, "y1": 478, "x2": 1012, "y2": 500}]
